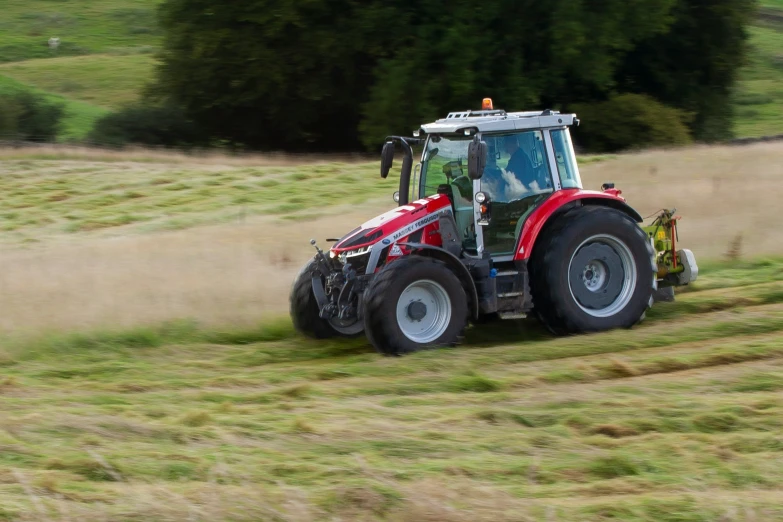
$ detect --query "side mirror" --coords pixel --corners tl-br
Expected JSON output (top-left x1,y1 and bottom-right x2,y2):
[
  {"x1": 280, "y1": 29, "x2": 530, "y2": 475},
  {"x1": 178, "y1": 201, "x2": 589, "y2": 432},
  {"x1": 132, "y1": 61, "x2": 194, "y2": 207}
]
[
  {"x1": 467, "y1": 136, "x2": 487, "y2": 180},
  {"x1": 380, "y1": 142, "x2": 394, "y2": 178}
]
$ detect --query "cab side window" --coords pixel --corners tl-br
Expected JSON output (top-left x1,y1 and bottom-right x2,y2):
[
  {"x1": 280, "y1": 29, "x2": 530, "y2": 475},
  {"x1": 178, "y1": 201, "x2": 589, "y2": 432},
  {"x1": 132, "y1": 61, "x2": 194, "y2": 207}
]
[{"x1": 550, "y1": 129, "x2": 582, "y2": 189}]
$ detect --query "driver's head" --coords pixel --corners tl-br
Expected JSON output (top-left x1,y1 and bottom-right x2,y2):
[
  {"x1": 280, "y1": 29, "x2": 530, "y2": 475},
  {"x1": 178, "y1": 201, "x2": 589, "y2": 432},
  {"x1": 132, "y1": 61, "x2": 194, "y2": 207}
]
[{"x1": 503, "y1": 135, "x2": 518, "y2": 155}]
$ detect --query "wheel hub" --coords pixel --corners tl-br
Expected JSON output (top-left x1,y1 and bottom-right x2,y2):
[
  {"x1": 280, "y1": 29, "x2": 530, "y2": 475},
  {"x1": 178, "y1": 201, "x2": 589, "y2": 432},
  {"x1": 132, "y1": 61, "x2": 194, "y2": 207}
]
[
  {"x1": 581, "y1": 261, "x2": 608, "y2": 291},
  {"x1": 407, "y1": 300, "x2": 427, "y2": 321},
  {"x1": 568, "y1": 235, "x2": 637, "y2": 318},
  {"x1": 395, "y1": 280, "x2": 452, "y2": 343}
]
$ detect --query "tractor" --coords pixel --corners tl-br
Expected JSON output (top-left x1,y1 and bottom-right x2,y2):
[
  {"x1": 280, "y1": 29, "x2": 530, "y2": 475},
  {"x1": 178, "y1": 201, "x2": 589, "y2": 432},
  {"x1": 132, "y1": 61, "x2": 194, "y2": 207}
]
[{"x1": 290, "y1": 99, "x2": 698, "y2": 355}]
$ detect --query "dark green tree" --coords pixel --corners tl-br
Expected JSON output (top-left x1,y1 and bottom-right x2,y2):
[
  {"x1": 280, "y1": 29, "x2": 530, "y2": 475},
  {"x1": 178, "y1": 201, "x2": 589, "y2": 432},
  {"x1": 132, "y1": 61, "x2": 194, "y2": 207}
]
[
  {"x1": 153, "y1": 0, "x2": 383, "y2": 151},
  {"x1": 0, "y1": 90, "x2": 63, "y2": 142},
  {"x1": 359, "y1": 0, "x2": 678, "y2": 147},
  {"x1": 88, "y1": 104, "x2": 205, "y2": 148},
  {"x1": 152, "y1": 0, "x2": 755, "y2": 151},
  {"x1": 616, "y1": 0, "x2": 757, "y2": 141},
  {"x1": 571, "y1": 94, "x2": 693, "y2": 152}
]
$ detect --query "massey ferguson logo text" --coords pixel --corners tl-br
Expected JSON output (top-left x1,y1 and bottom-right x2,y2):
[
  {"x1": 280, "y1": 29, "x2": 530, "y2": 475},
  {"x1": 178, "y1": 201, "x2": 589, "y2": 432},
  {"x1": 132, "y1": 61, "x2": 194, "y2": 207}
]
[{"x1": 390, "y1": 212, "x2": 444, "y2": 241}]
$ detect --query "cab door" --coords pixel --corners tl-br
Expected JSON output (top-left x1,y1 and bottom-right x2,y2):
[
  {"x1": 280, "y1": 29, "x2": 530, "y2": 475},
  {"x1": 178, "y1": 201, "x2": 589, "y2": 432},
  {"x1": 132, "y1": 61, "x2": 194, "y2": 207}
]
[{"x1": 479, "y1": 130, "x2": 554, "y2": 256}]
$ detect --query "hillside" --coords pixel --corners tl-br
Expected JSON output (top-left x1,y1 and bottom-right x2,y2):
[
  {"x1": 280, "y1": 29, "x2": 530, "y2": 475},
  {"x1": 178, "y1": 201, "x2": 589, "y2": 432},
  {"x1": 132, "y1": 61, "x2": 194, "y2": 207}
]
[
  {"x1": 0, "y1": 0, "x2": 162, "y2": 140},
  {"x1": 0, "y1": 0, "x2": 162, "y2": 63},
  {"x1": 0, "y1": 0, "x2": 781, "y2": 142},
  {"x1": 733, "y1": 21, "x2": 783, "y2": 137}
]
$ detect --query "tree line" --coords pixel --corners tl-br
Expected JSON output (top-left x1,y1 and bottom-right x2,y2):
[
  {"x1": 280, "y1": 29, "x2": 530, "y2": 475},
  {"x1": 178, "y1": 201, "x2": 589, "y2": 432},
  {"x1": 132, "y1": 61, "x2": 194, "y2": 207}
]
[{"x1": 19, "y1": 0, "x2": 760, "y2": 152}]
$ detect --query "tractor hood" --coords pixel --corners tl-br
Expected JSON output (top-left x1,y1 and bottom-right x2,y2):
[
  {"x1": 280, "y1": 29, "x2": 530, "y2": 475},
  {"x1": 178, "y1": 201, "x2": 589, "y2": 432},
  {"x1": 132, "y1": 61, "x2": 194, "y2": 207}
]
[{"x1": 330, "y1": 194, "x2": 452, "y2": 258}]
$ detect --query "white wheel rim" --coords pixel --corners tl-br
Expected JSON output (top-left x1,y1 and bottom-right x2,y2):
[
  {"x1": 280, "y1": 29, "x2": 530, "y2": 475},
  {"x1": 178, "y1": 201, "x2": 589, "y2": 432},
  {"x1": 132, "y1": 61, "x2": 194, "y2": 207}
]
[
  {"x1": 395, "y1": 280, "x2": 452, "y2": 343},
  {"x1": 568, "y1": 234, "x2": 637, "y2": 318}
]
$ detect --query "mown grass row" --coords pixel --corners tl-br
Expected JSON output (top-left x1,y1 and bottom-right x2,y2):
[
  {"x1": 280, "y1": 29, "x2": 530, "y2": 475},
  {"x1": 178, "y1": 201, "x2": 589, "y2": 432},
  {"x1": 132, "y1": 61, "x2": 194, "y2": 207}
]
[
  {"x1": 1, "y1": 264, "x2": 782, "y2": 521},
  {"x1": 0, "y1": 159, "x2": 397, "y2": 239}
]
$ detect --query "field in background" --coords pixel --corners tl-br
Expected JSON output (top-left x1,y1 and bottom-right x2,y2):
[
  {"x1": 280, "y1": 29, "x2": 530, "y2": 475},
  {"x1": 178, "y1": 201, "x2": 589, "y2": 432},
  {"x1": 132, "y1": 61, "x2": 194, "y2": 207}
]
[
  {"x1": 0, "y1": 0, "x2": 162, "y2": 63},
  {"x1": 0, "y1": 54, "x2": 157, "y2": 108},
  {"x1": 733, "y1": 22, "x2": 783, "y2": 137},
  {"x1": 0, "y1": 0, "x2": 162, "y2": 140}
]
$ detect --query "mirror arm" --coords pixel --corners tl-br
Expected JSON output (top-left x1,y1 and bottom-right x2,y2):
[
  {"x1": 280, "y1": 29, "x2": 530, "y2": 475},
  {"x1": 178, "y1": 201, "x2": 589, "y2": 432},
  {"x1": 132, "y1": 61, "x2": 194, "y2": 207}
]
[
  {"x1": 398, "y1": 139, "x2": 413, "y2": 207},
  {"x1": 382, "y1": 136, "x2": 418, "y2": 206}
]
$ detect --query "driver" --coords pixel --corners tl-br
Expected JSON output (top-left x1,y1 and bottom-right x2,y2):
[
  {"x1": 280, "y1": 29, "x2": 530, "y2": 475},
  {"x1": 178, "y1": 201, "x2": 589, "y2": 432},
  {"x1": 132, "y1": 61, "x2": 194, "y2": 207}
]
[{"x1": 503, "y1": 135, "x2": 537, "y2": 188}]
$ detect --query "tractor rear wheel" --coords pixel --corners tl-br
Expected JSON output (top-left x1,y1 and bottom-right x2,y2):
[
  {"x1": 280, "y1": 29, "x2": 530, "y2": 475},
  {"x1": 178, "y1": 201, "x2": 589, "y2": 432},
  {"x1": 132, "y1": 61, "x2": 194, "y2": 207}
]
[
  {"x1": 530, "y1": 206, "x2": 655, "y2": 334},
  {"x1": 363, "y1": 256, "x2": 468, "y2": 356},
  {"x1": 290, "y1": 258, "x2": 363, "y2": 339}
]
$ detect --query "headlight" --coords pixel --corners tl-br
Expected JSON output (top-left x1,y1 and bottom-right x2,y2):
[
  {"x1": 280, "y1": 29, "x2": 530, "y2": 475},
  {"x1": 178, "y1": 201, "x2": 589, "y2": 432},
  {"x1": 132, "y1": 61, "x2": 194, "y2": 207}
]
[
  {"x1": 475, "y1": 191, "x2": 489, "y2": 204},
  {"x1": 344, "y1": 246, "x2": 371, "y2": 258}
]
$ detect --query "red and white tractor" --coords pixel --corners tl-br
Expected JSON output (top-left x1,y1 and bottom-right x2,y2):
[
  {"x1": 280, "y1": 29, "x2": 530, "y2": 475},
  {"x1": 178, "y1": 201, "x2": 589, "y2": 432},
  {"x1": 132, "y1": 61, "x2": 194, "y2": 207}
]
[{"x1": 290, "y1": 99, "x2": 698, "y2": 355}]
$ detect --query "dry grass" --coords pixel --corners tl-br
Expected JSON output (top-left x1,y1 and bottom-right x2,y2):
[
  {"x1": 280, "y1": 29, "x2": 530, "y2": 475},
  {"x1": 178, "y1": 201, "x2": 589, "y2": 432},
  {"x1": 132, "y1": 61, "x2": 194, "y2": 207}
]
[
  {"x1": 0, "y1": 143, "x2": 373, "y2": 166},
  {"x1": 1, "y1": 141, "x2": 782, "y2": 335},
  {"x1": 0, "y1": 208, "x2": 380, "y2": 333},
  {"x1": 0, "y1": 140, "x2": 783, "y2": 332},
  {"x1": 579, "y1": 141, "x2": 783, "y2": 259}
]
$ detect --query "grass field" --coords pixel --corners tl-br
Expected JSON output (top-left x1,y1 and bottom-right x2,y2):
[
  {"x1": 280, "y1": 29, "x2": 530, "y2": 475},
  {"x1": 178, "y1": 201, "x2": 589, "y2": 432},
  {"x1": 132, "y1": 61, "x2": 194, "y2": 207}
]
[
  {"x1": 0, "y1": 1, "x2": 782, "y2": 515},
  {"x1": 0, "y1": 54, "x2": 157, "y2": 109},
  {"x1": 0, "y1": 0, "x2": 162, "y2": 141},
  {"x1": 732, "y1": 23, "x2": 783, "y2": 138},
  {"x1": 1, "y1": 254, "x2": 783, "y2": 520},
  {"x1": 0, "y1": 0, "x2": 162, "y2": 63},
  {"x1": 0, "y1": 142, "x2": 782, "y2": 519}
]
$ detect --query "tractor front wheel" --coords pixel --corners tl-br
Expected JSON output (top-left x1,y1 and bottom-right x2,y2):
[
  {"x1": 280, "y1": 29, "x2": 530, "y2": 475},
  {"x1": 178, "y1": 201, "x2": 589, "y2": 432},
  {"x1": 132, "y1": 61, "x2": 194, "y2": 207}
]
[
  {"x1": 290, "y1": 258, "x2": 363, "y2": 339},
  {"x1": 363, "y1": 256, "x2": 468, "y2": 356},
  {"x1": 530, "y1": 206, "x2": 655, "y2": 334}
]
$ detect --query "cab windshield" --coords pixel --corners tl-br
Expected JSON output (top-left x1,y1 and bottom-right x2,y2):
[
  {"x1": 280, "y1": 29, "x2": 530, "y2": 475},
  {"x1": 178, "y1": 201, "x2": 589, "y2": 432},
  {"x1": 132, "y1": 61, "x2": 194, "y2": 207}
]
[
  {"x1": 418, "y1": 134, "x2": 472, "y2": 201},
  {"x1": 418, "y1": 134, "x2": 475, "y2": 249}
]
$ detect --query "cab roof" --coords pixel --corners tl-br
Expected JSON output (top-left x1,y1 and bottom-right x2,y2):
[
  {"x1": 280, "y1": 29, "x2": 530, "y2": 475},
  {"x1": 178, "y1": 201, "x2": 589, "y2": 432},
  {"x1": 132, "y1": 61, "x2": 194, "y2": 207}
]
[{"x1": 419, "y1": 109, "x2": 578, "y2": 135}]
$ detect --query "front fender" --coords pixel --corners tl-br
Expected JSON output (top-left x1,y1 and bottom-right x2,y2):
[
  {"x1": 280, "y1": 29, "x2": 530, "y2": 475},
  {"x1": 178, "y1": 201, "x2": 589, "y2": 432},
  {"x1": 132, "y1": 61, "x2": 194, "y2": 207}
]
[{"x1": 397, "y1": 243, "x2": 480, "y2": 320}]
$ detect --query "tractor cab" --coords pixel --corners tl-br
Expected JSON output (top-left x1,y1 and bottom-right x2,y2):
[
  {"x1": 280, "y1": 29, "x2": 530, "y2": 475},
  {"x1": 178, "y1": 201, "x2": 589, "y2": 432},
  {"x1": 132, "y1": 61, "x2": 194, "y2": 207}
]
[{"x1": 412, "y1": 99, "x2": 582, "y2": 259}]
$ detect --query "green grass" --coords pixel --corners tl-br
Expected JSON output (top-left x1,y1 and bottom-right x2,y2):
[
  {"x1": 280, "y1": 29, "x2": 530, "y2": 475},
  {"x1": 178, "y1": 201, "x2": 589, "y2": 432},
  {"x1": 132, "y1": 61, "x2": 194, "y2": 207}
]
[
  {"x1": 0, "y1": 53, "x2": 157, "y2": 108},
  {"x1": 0, "y1": 0, "x2": 163, "y2": 63},
  {"x1": 1, "y1": 259, "x2": 783, "y2": 519},
  {"x1": 732, "y1": 14, "x2": 783, "y2": 137},
  {"x1": 0, "y1": 74, "x2": 108, "y2": 141}
]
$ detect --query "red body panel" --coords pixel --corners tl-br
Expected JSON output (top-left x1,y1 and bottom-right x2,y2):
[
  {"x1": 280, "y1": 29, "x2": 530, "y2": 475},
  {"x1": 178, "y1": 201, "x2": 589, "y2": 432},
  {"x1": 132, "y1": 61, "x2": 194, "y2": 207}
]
[
  {"x1": 330, "y1": 194, "x2": 451, "y2": 255},
  {"x1": 512, "y1": 189, "x2": 629, "y2": 261},
  {"x1": 329, "y1": 189, "x2": 632, "y2": 266}
]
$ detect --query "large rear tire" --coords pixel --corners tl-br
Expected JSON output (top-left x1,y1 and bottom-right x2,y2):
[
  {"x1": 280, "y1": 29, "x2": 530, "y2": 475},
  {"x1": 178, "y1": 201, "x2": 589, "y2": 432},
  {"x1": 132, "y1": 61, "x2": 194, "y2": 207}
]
[
  {"x1": 290, "y1": 258, "x2": 363, "y2": 339},
  {"x1": 363, "y1": 256, "x2": 468, "y2": 356},
  {"x1": 530, "y1": 206, "x2": 655, "y2": 335}
]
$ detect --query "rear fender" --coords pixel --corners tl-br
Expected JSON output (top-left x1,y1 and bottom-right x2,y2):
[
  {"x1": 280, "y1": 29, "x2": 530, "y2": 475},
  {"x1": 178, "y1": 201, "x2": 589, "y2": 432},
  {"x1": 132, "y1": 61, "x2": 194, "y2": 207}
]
[
  {"x1": 397, "y1": 243, "x2": 479, "y2": 320},
  {"x1": 514, "y1": 190, "x2": 643, "y2": 261}
]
